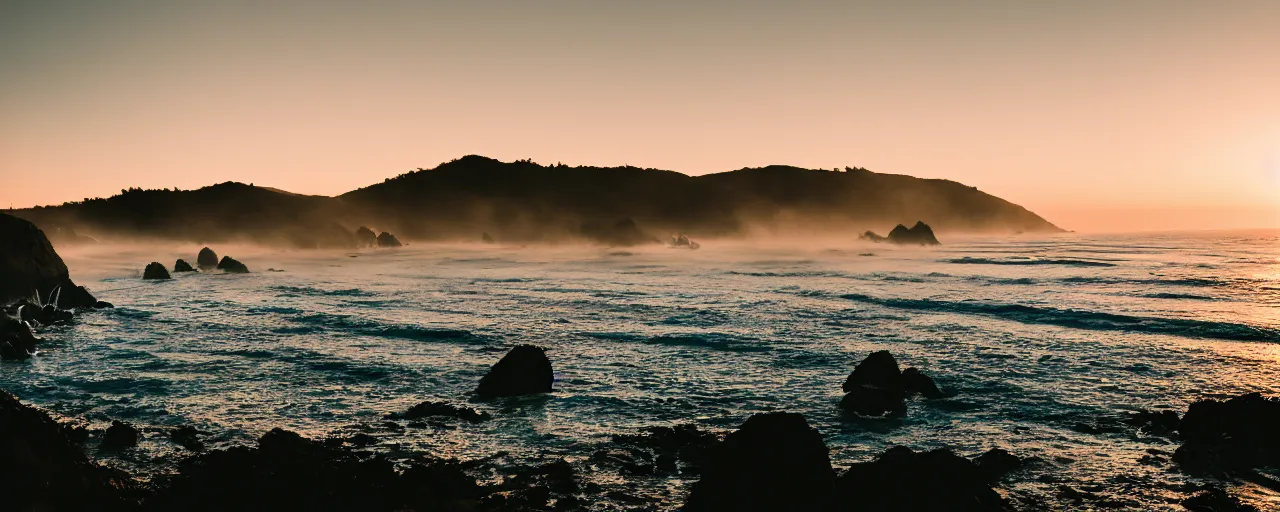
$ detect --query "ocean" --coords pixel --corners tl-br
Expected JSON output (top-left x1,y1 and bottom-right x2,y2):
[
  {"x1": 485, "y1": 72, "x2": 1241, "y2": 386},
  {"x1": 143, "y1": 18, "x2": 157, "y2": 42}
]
[{"x1": 3, "y1": 231, "x2": 1278, "y2": 509}]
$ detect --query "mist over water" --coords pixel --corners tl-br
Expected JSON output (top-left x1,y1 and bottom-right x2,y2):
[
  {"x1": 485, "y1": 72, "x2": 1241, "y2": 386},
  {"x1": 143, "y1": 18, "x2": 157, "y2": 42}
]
[{"x1": 3, "y1": 231, "x2": 1279, "y2": 509}]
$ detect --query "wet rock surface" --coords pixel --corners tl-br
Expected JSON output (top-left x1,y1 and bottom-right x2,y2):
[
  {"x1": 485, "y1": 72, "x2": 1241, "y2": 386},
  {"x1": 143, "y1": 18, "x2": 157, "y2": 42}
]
[
  {"x1": 1173, "y1": 393, "x2": 1280, "y2": 476},
  {"x1": 475, "y1": 344, "x2": 554, "y2": 398}
]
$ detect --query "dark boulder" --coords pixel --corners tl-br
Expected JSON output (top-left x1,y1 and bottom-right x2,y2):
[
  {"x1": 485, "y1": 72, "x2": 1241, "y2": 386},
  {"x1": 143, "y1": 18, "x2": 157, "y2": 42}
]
[
  {"x1": 376, "y1": 231, "x2": 402, "y2": 247},
  {"x1": 196, "y1": 247, "x2": 219, "y2": 269},
  {"x1": 170, "y1": 425, "x2": 205, "y2": 452},
  {"x1": 0, "y1": 212, "x2": 99, "y2": 308},
  {"x1": 354, "y1": 226, "x2": 377, "y2": 247},
  {"x1": 683, "y1": 412, "x2": 834, "y2": 511},
  {"x1": 1180, "y1": 486, "x2": 1258, "y2": 512},
  {"x1": 101, "y1": 420, "x2": 140, "y2": 450},
  {"x1": 1123, "y1": 409, "x2": 1181, "y2": 437},
  {"x1": 611, "y1": 424, "x2": 719, "y2": 476},
  {"x1": 861, "y1": 221, "x2": 941, "y2": 246},
  {"x1": 840, "y1": 351, "x2": 947, "y2": 417},
  {"x1": 143, "y1": 262, "x2": 171, "y2": 280},
  {"x1": 174, "y1": 259, "x2": 196, "y2": 272},
  {"x1": 0, "y1": 390, "x2": 138, "y2": 510},
  {"x1": 216, "y1": 256, "x2": 249, "y2": 273},
  {"x1": 475, "y1": 344, "x2": 554, "y2": 398},
  {"x1": 1, "y1": 312, "x2": 39, "y2": 360},
  {"x1": 833, "y1": 446, "x2": 1011, "y2": 511},
  {"x1": 902, "y1": 367, "x2": 946, "y2": 399},
  {"x1": 1173, "y1": 393, "x2": 1280, "y2": 475},
  {"x1": 388, "y1": 400, "x2": 491, "y2": 423},
  {"x1": 974, "y1": 448, "x2": 1023, "y2": 482}
]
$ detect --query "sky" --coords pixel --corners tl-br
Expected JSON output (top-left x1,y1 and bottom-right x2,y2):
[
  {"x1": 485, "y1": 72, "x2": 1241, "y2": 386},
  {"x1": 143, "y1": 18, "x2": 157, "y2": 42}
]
[{"x1": 2, "y1": 1, "x2": 1278, "y2": 232}]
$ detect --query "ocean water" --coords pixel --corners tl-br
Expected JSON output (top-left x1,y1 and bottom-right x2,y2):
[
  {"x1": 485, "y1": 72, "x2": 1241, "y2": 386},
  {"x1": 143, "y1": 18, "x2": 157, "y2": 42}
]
[{"x1": 3, "y1": 231, "x2": 1279, "y2": 509}]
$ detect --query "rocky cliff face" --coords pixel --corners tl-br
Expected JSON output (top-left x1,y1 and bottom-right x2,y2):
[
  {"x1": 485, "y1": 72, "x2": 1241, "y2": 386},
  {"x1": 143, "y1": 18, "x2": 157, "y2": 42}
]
[{"x1": 0, "y1": 213, "x2": 97, "y2": 308}]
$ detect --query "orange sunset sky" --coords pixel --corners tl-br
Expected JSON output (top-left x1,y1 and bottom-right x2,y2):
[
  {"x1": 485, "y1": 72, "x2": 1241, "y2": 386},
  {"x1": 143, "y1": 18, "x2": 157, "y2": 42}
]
[{"x1": 2, "y1": 1, "x2": 1278, "y2": 232}]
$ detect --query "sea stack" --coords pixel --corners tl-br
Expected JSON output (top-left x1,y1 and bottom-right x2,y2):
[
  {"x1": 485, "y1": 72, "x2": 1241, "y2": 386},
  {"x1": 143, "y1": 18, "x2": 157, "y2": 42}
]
[
  {"x1": 860, "y1": 221, "x2": 941, "y2": 245},
  {"x1": 0, "y1": 213, "x2": 99, "y2": 308},
  {"x1": 196, "y1": 247, "x2": 219, "y2": 269},
  {"x1": 475, "y1": 345, "x2": 554, "y2": 398},
  {"x1": 376, "y1": 232, "x2": 402, "y2": 247},
  {"x1": 142, "y1": 262, "x2": 171, "y2": 280},
  {"x1": 839, "y1": 351, "x2": 946, "y2": 417},
  {"x1": 174, "y1": 259, "x2": 195, "y2": 272},
  {"x1": 354, "y1": 226, "x2": 377, "y2": 247}
]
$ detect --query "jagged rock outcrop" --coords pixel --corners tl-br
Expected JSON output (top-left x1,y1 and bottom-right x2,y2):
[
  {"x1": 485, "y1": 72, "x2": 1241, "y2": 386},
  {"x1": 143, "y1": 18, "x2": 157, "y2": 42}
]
[
  {"x1": 1173, "y1": 392, "x2": 1280, "y2": 475},
  {"x1": 376, "y1": 231, "x2": 402, "y2": 247},
  {"x1": 475, "y1": 345, "x2": 554, "y2": 398},
  {"x1": 0, "y1": 312, "x2": 39, "y2": 360},
  {"x1": 683, "y1": 412, "x2": 835, "y2": 511},
  {"x1": 216, "y1": 256, "x2": 249, "y2": 274},
  {"x1": 196, "y1": 247, "x2": 219, "y2": 269},
  {"x1": 143, "y1": 262, "x2": 171, "y2": 280},
  {"x1": 832, "y1": 446, "x2": 1016, "y2": 511},
  {"x1": 861, "y1": 221, "x2": 941, "y2": 246},
  {"x1": 0, "y1": 390, "x2": 138, "y2": 510},
  {"x1": 0, "y1": 213, "x2": 99, "y2": 308},
  {"x1": 354, "y1": 226, "x2": 377, "y2": 247},
  {"x1": 840, "y1": 351, "x2": 946, "y2": 417},
  {"x1": 174, "y1": 259, "x2": 195, "y2": 272}
]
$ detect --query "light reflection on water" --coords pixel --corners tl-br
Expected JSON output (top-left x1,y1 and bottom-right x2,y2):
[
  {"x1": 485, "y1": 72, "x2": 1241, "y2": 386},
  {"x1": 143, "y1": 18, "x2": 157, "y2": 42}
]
[{"x1": 3, "y1": 231, "x2": 1279, "y2": 509}]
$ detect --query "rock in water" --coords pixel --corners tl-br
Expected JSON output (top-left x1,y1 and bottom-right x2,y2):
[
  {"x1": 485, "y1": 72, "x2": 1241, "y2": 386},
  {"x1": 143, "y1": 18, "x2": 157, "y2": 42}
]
[
  {"x1": 216, "y1": 256, "x2": 250, "y2": 273},
  {"x1": 1173, "y1": 392, "x2": 1280, "y2": 474},
  {"x1": 0, "y1": 390, "x2": 137, "y2": 509},
  {"x1": 0, "y1": 212, "x2": 99, "y2": 308},
  {"x1": 902, "y1": 367, "x2": 946, "y2": 399},
  {"x1": 861, "y1": 221, "x2": 941, "y2": 245},
  {"x1": 475, "y1": 344, "x2": 554, "y2": 398},
  {"x1": 389, "y1": 401, "x2": 491, "y2": 422},
  {"x1": 832, "y1": 446, "x2": 1010, "y2": 511},
  {"x1": 354, "y1": 226, "x2": 377, "y2": 247},
  {"x1": 0, "y1": 313, "x2": 39, "y2": 360},
  {"x1": 840, "y1": 350, "x2": 907, "y2": 417},
  {"x1": 143, "y1": 262, "x2": 171, "y2": 280},
  {"x1": 376, "y1": 231, "x2": 402, "y2": 247},
  {"x1": 101, "y1": 420, "x2": 139, "y2": 450},
  {"x1": 683, "y1": 412, "x2": 835, "y2": 511},
  {"x1": 173, "y1": 259, "x2": 195, "y2": 272},
  {"x1": 196, "y1": 247, "x2": 219, "y2": 269}
]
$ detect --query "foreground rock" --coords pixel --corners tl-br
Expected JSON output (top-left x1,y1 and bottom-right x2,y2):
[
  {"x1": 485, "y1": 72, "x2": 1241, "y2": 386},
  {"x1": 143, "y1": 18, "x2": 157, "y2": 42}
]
[
  {"x1": 840, "y1": 351, "x2": 946, "y2": 417},
  {"x1": 475, "y1": 345, "x2": 554, "y2": 398},
  {"x1": 143, "y1": 262, "x2": 171, "y2": 280},
  {"x1": 173, "y1": 259, "x2": 195, "y2": 272},
  {"x1": 102, "y1": 420, "x2": 140, "y2": 450},
  {"x1": 1174, "y1": 392, "x2": 1280, "y2": 476},
  {"x1": 196, "y1": 247, "x2": 219, "y2": 269},
  {"x1": 861, "y1": 221, "x2": 941, "y2": 246},
  {"x1": 1, "y1": 390, "x2": 138, "y2": 510},
  {"x1": 683, "y1": 412, "x2": 834, "y2": 511},
  {"x1": 216, "y1": 256, "x2": 249, "y2": 273},
  {"x1": 0, "y1": 313, "x2": 39, "y2": 360},
  {"x1": 0, "y1": 212, "x2": 100, "y2": 308},
  {"x1": 377, "y1": 231, "x2": 402, "y2": 247},
  {"x1": 833, "y1": 446, "x2": 1016, "y2": 511}
]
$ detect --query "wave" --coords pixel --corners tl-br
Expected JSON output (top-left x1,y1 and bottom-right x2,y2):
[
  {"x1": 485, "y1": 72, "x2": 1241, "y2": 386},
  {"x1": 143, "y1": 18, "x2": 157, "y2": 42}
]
[
  {"x1": 1059, "y1": 276, "x2": 1227, "y2": 287},
  {"x1": 646, "y1": 333, "x2": 771, "y2": 353},
  {"x1": 269, "y1": 285, "x2": 376, "y2": 297},
  {"x1": 838, "y1": 293, "x2": 1280, "y2": 342},
  {"x1": 287, "y1": 312, "x2": 484, "y2": 343},
  {"x1": 945, "y1": 257, "x2": 1116, "y2": 267},
  {"x1": 1139, "y1": 293, "x2": 1219, "y2": 301},
  {"x1": 726, "y1": 270, "x2": 846, "y2": 278}
]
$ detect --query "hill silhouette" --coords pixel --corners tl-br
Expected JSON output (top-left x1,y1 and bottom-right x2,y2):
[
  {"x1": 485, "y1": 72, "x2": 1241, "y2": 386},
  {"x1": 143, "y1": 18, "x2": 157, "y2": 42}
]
[{"x1": 9, "y1": 155, "x2": 1060, "y2": 246}]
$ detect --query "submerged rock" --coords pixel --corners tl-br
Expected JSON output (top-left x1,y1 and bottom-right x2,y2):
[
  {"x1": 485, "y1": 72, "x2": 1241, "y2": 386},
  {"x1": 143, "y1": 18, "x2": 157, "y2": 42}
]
[
  {"x1": 354, "y1": 226, "x2": 377, "y2": 247},
  {"x1": 376, "y1": 231, "x2": 402, "y2": 247},
  {"x1": 833, "y1": 446, "x2": 1012, "y2": 511},
  {"x1": 196, "y1": 247, "x2": 219, "y2": 269},
  {"x1": 216, "y1": 256, "x2": 249, "y2": 273},
  {"x1": 683, "y1": 412, "x2": 834, "y2": 511},
  {"x1": 1173, "y1": 392, "x2": 1280, "y2": 475},
  {"x1": 475, "y1": 344, "x2": 554, "y2": 398},
  {"x1": 143, "y1": 262, "x2": 171, "y2": 280},
  {"x1": 173, "y1": 259, "x2": 196, "y2": 272},
  {"x1": 840, "y1": 351, "x2": 947, "y2": 417},
  {"x1": 170, "y1": 425, "x2": 205, "y2": 452},
  {"x1": 610, "y1": 424, "x2": 719, "y2": 476},
  {"x1": 0, "y1": 390, "x2": 138, "y2": 510},
  {"x1": 388, "y1": 400, "x2": 491, "y2": 423},
  {"x1": 101, "y1": 420, "x2": 140, "y2": 450},
  {"x1": 861, "y1": 221, "x2": 941, "y2": 246},
  {"x1": 0, "y1": 212, "x2": 99, "y2": 308}
]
